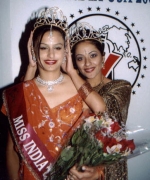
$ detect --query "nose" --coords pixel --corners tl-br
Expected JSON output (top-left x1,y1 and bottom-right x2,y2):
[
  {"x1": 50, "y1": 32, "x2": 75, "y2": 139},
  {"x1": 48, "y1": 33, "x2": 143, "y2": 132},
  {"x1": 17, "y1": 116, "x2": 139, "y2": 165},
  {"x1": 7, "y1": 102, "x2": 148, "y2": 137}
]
[
  {"x1": 85, "y1": 57, "x2": 91, "y2": 66},
  {"x1": 47, "y1": 48, "x2": 54, "y2": 59}
]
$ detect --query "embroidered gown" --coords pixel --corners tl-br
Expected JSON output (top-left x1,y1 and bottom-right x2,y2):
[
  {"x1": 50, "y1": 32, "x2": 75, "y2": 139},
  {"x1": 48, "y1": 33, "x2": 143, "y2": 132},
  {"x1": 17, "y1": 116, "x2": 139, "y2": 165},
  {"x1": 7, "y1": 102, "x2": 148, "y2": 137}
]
[{"x1": 2, "y1": 80, "x2": 88, "y2": 179}]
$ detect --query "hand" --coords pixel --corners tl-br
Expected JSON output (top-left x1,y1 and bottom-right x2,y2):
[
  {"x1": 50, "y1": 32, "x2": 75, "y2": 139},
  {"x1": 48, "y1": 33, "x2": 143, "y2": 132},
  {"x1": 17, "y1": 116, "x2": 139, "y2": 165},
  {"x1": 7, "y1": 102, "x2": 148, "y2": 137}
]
[
  {"x1": 66, "y1": 165, "x2": 104, "y2": 180},
  {"x1": 61, "y1": 38, "x2": 76, "y2": 75},
  {"x1": 27, "y1": 31, "x2": 37, "y2": 68}
]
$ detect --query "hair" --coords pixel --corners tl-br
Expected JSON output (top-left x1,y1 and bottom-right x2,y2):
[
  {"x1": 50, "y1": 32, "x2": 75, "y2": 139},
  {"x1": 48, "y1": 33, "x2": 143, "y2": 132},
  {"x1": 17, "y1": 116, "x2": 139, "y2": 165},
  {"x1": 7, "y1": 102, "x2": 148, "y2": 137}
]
[
  {"x1": 71, "y1": 39, "x2": 105, "y2": 69},
  {"x1": 33, "y1": 25, "x2": 66, "y2": 61}
]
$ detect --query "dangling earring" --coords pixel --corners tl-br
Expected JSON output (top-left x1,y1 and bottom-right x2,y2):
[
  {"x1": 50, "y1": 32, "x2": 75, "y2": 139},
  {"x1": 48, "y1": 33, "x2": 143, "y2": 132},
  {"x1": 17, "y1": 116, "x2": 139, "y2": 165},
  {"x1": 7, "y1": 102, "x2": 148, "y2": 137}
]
[
  {"x1": 62, "y1": 56, "x2": 66, "y2": 64},
  {"x1": 31, "y1": 45, "x2": 36, "y2": 62},
  {"x1": 102, "y1": 60, "x2": 105, "y2": 69}
]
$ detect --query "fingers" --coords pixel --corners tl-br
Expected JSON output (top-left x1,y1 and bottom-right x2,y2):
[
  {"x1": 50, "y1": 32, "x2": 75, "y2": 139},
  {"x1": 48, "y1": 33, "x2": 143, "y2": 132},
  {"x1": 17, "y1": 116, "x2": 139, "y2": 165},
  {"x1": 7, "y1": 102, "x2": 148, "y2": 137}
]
[
  {"x1": 27, "y1": 31, "x2": 33, "y2": 49},
  {"x1": 81, "y1": 166, "x2": 94, "y2": 172},
  {"x1": 27, "y1": 31, "x2": 37, "y2": 66}
]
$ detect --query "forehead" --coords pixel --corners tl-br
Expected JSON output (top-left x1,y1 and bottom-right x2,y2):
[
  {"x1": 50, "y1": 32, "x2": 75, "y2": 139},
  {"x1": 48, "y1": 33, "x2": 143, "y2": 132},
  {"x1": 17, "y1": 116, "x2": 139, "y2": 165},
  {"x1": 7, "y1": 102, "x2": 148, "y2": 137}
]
[
  {"x1": 75, "y1": 41, "x2": 97, "y2": 53},
  {"x1": 41, "y1": 30, "x2": 64, "y2": 43}
]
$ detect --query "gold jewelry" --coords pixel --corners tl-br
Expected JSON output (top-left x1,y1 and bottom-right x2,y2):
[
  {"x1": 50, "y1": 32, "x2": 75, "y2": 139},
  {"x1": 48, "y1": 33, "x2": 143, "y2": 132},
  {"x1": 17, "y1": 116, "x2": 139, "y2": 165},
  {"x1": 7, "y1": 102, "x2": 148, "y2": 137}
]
[
  {"x1": 93, "y1": 75, "x2": 104, "y2": 92},
  {"x1": 69, "y1": 22, "x2": 105, "y2": 49},
  {"x1": 78, "y1": 81, "x2": 93, "y2": 100},
  {"x1": 33, "y1": 7, "x2": 68, "y2": 35}
]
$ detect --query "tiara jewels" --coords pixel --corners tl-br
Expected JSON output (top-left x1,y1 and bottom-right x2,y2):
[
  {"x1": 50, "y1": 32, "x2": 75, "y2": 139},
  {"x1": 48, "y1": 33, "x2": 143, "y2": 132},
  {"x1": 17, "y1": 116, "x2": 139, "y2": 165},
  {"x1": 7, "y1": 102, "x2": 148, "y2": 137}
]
[
  {"x1": 69, "y1": 22, "x2": 103, "y2": 49},
  {"x1": 36, "y1": 73, "x2": 64, "y2": 92},
  {"x1": 33, "y1": 7, "x2": 68, "y2": 34}
]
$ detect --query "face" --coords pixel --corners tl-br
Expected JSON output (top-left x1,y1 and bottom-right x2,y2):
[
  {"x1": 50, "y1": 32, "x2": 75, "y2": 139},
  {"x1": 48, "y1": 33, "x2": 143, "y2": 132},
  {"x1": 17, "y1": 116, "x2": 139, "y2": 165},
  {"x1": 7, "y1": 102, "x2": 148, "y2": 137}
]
[
  {"x1": 75, "y1": 41, "x2": 104, "y2": 79},
  {"x1": 38, "y1": 30, "x2": 65, "y2": 72}
]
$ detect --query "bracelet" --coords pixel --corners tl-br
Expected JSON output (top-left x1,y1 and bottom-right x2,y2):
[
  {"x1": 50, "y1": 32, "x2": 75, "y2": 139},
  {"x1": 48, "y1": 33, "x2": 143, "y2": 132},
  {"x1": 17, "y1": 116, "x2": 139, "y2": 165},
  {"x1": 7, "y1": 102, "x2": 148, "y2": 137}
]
[{"x1": 78, "y1": 81, "x2": 93, "y2": 100}]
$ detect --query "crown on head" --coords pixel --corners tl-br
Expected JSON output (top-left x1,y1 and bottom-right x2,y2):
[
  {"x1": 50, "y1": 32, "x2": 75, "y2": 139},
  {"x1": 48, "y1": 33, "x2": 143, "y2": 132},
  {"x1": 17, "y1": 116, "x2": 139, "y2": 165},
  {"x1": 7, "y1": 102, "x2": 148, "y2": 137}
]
[
  {"x1": 69, "y1": 22, "x2": 103, "y2": 49},
  {"x1": 33, "y1": 7, "x2": 68, "y2": 34}
]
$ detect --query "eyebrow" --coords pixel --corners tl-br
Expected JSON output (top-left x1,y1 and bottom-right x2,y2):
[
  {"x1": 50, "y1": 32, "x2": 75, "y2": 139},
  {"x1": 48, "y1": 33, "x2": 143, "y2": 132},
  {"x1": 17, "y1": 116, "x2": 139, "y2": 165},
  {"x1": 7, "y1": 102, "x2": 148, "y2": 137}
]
[
  {"x1": 76, "y1": 50, "x2": 97, "y2": 57},
  {"x1": 89, "y1": 50, "x2": 97, "y2": 54}
]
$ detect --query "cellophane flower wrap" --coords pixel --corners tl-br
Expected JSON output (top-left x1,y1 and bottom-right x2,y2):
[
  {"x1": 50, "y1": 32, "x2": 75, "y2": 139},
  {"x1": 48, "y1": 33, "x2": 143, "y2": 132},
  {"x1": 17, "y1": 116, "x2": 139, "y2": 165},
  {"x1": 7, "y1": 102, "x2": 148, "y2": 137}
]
[{"x1": 49, "y1": 112, "x2": 135, "y2": 180}]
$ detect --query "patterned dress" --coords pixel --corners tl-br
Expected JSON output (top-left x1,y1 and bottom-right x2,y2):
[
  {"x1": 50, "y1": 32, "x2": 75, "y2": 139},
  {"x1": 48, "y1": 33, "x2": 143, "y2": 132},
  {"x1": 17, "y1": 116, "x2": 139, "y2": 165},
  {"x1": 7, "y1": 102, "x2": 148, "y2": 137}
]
[
  {"x1": 93, "y1": 79, "x2": 132, "y2": 180},
  {"x1": 2, "y1": 80, "x2": 88, "y2": 179}
]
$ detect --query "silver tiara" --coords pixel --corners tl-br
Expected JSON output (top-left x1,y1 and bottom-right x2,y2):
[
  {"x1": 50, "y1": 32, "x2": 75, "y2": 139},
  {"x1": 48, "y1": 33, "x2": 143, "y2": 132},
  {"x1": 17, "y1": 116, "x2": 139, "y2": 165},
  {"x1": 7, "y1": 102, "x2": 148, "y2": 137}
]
[
  {"x1": 69, "y1": 22, "x2": 103, "y2": 49},
  {"x1": 33, "y1": 7, "x2": 68, "y2": 34}
]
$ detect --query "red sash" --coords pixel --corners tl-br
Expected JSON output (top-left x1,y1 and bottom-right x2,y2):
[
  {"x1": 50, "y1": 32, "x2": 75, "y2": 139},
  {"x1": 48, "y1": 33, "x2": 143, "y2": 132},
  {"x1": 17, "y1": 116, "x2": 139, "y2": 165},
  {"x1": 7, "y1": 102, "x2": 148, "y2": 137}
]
[{"x1": 3, "y1": 83, "x2": 55, "y2": 180}]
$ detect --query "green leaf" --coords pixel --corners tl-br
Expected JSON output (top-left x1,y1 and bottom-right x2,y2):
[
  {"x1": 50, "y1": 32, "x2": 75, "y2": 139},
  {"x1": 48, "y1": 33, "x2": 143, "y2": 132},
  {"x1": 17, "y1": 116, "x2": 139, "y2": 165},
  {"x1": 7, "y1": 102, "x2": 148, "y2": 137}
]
[{"x1": 60, "y1": 147, "x2": 75, "y2": 161}]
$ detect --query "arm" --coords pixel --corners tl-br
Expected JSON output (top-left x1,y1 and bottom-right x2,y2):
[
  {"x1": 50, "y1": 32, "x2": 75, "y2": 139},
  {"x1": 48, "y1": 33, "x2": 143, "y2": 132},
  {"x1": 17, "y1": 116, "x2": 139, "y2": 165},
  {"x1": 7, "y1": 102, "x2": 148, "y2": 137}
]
[
  {"x1": 62, "y1": 39, "x2": 106, "y2": 114},
  {"x1": 24, "y1": 31, "x2": 37, "y2": 81},
  {"x1": 6, "y1": 131, "x2": 20, "y2": 180}
]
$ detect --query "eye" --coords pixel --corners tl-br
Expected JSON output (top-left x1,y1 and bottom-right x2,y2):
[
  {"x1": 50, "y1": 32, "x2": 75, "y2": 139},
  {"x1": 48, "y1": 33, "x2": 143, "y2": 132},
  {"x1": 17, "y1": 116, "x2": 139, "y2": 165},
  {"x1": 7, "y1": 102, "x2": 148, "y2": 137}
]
[
  {"x1": 90, "y1": 53, "x2": 97, "y2": 58},
  {"x1": 76, "y1": 56, "x2": 84, "y2": 61},
  {"x1": 55, "y1": 46, "x2": 62, "y2": 50},
  {"x1": 39, "y1": 45, "x2": 47, "y2": 50}
]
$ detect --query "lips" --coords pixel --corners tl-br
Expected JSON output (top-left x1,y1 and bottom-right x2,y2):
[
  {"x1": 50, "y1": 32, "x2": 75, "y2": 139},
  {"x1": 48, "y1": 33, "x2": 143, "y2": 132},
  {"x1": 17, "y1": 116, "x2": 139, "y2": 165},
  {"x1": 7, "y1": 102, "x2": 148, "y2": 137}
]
[
  {"x1": 84, "y1": 67, "x2": 95, "y2": 73},
  {"x1": 44, "y1": 60, "x2": 57, "y2": 65}
]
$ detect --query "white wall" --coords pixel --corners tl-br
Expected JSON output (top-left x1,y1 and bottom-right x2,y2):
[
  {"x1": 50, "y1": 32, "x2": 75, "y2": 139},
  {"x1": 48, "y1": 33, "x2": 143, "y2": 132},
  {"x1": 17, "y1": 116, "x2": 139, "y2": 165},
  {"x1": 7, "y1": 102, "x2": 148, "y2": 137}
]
[
  {"x1": 0, "y1": 0, "x2": 150, "y2": 179},
  {"x1": 0, "y1": 0, "x2": 11, "y2": 88}
]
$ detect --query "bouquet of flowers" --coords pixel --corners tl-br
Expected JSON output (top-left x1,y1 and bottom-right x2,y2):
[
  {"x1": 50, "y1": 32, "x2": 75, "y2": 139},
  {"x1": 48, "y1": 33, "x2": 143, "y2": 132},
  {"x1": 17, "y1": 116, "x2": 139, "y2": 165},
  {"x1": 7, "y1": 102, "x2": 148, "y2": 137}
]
[{"x1": 49, "y1": 113, "x2": 135, "y2": 180}]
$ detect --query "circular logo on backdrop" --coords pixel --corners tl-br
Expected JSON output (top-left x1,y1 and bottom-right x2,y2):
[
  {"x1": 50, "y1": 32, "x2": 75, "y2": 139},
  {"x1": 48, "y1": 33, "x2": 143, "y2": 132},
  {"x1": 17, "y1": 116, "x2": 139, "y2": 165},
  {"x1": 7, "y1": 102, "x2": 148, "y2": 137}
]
[{"x1": 68, "y1": 7, "x2": 148, "y2": 95}]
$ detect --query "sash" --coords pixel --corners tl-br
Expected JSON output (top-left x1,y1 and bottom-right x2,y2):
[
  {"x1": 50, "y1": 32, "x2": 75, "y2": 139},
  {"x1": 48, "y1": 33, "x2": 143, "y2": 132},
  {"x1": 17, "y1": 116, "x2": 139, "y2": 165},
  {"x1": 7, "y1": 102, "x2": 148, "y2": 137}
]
[{"x1": 3, "y1": 83, "x2": 55, "y2": 180}]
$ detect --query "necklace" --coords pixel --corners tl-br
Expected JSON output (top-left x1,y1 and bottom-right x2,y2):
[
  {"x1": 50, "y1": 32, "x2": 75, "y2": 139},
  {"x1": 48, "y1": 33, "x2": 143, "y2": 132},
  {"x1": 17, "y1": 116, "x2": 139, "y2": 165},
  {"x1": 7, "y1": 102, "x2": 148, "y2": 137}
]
[
  {"x1": 36, "y1": 73, "x2": 64, "y2": 92},
  {"x1": 92, "y1": 75, "x2": 104, "y2": 92}
]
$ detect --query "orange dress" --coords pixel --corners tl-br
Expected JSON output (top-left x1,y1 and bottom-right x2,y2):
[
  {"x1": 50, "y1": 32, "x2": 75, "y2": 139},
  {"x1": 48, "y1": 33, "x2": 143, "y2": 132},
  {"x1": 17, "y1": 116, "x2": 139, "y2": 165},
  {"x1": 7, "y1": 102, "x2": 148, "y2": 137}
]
[{"x1": 2, "y1": 80, "x2": 88, "y2": 179}]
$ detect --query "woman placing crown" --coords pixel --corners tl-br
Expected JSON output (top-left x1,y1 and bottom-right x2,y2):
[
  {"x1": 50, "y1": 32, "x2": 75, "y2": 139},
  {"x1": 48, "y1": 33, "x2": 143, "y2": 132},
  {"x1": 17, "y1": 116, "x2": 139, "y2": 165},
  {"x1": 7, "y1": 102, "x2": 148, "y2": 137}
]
[{"x1": 1, "y1": 8, "x2": 106, "y2": 180}]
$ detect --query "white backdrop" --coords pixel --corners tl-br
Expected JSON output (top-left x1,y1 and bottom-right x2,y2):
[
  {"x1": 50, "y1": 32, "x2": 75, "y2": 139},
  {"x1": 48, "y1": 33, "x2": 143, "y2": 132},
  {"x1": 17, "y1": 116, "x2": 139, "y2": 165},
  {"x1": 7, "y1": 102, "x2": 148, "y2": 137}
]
[{"x1": 0, "y1": 0, "x2": 150, "y2": 179}]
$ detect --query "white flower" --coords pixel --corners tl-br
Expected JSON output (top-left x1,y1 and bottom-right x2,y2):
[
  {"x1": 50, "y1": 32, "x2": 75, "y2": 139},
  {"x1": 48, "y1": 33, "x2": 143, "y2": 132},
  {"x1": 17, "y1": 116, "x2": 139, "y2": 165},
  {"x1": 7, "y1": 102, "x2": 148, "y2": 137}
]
[
  {"x1": 84, "y1": 116, "x2": 96, "y2": 123},
  {"x1": 102, "y1": 118, "x2": 114, "y2": 127},
  {"x1": 106, "y1": 144, "x2": 122, "y2": 154},
  {"x1": 83, "y1": 122, "x2": 92, "y2": 130},
  {"x1": 121, "y1": 148, "x2": 131, "y2": 156}
]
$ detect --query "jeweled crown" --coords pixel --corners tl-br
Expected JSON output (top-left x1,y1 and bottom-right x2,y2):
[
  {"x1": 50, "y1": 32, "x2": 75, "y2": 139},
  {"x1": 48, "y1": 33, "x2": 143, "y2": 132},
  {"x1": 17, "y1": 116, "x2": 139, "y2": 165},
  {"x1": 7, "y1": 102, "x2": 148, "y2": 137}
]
[
  {"x1": 33, "y1": 7, "x2": 68, "y2": 34},
  {"x1": 69, "y1": 22, "x2": 103, "y2": 49}
]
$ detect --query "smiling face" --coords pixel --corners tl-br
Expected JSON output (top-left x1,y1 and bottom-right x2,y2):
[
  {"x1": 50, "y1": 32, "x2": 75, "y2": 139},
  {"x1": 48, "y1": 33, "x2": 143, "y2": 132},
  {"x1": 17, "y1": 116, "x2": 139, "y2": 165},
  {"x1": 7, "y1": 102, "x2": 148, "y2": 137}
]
[
  {"x1": 74, "y1": 40, "x2": 104, "y2": 80},
  {"x1": 33, "y1": 26, "x2": 66, "y2": 73}
]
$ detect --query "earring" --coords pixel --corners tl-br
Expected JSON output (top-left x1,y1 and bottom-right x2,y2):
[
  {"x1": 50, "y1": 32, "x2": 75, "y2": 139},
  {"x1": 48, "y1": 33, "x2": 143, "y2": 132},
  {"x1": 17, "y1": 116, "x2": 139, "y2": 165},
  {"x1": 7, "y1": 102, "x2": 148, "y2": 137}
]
[
  {"x1": 102, "y1": 60, "x2": 105, "y2": 69},
  {"x1": 31, "y1": 45, "x2": 36, "y2": 62},
  {"x1": 62, "y1": 56, "x2": 66, "y2": 64}
]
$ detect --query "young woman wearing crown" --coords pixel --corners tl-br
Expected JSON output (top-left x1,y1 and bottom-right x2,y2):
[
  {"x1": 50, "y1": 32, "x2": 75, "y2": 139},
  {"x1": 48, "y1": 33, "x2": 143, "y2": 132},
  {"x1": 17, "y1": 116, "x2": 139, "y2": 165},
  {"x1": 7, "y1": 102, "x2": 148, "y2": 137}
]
[
  {"x1": 24, "y1": 14, "x2": 132, "y2": 179},
  {"x1": 65, "y1": 22, "x2": 132, "y2": 180},
  {"x1": 1, "y1": 7, "x2": 108, "y2": 180}
]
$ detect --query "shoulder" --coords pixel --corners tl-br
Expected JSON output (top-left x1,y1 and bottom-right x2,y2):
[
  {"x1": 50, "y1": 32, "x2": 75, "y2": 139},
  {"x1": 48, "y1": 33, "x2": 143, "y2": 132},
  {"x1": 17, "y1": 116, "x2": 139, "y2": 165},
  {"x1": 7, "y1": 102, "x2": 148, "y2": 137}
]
[
  {"x1": 105, "y1": 79, "x2": 131, "y2": 88},
  {"x1": 100, "y1": 79, "x2": 132, "y2": 95}
]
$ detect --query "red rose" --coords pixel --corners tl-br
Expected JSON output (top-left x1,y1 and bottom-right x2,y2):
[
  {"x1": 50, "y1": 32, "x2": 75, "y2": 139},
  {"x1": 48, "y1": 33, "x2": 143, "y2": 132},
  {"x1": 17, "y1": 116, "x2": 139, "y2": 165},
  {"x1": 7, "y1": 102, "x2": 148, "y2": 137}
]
[
  {"x1": 110, "y1": 121, "x2": 121, "y2": 133},
  {"x1": 119, "y1": 139, "x2": 135, "y2": 152}
]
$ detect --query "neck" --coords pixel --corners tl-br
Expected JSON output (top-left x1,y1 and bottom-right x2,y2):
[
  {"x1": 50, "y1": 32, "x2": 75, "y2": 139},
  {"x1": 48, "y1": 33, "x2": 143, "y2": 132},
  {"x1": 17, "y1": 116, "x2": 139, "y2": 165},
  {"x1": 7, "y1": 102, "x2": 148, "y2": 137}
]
[
  {"x1": 38, "y1": 70, "x2": 62, "y2": 81},
  {"x1": 87, "y1": 74, "x2": 104, "y2": 87}
]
